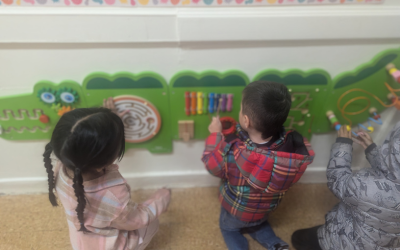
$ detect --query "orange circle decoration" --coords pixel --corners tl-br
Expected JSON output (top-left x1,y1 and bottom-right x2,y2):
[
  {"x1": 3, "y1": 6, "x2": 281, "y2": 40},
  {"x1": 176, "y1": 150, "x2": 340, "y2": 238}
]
[{"x1": 113, "y1": 95, "x2": 161, "y2": 143}]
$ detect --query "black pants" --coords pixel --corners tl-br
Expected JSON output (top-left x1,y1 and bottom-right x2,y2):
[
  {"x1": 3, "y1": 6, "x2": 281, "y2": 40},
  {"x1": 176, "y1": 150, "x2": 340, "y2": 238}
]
[{"x1": 291, "y1": 226, "x2": 323, "y2": 250}]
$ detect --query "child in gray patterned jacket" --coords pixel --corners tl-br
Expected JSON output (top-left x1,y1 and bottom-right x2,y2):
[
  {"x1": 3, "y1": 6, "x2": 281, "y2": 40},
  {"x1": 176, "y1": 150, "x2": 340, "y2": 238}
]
[{"x1": 291, "y1": 123, "x2": 400, "y2": 250}]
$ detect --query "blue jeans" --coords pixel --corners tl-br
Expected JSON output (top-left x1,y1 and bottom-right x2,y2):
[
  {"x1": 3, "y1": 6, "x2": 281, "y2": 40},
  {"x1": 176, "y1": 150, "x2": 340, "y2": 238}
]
[{"x1": 219, "y1": 207, "x2": 287, "y2": 250}]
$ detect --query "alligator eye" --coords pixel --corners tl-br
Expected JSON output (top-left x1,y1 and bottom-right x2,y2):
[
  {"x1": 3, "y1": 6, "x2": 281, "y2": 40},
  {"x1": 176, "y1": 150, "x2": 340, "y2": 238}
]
[
  {"x1": 60, "y1": 92, "x2": 75, "y2": 104},
  {"x1": 56, "y1": 87, "x2": 79, "y2": 106},
  {"x1": 40, "y1": 92, "x2": 56, "y2": 104},
  {"x1": 38, "y1": 87, "x2": 57, "y2": 105}
]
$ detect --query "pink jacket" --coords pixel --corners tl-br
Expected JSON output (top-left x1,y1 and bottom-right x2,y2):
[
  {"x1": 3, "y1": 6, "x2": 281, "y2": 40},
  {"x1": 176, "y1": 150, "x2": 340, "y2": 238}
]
[{"x1": 54, "y1": 162, "x2": 169, "y2": 250}]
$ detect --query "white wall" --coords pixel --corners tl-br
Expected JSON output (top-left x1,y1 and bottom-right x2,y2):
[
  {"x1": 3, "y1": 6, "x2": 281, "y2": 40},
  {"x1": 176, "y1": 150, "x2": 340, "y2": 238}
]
[{"x1": 1, "y1": 1, "x2": 400, "y2": 194}]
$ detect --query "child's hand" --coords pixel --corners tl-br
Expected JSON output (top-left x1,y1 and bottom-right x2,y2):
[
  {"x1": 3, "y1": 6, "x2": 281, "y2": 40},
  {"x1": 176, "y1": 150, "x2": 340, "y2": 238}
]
[
  {"x1": 208, "y1": 116, "x2": 222, "y2": 133},
  {"x1": 338, "y1": 125, "x2": 352, "y2": 139},
  {"x1": 353, "y1": 131, "x2": 374, "y2": 150},
  {"x1": 103, "y1": 97, "x2": 130, "y2": 118}
]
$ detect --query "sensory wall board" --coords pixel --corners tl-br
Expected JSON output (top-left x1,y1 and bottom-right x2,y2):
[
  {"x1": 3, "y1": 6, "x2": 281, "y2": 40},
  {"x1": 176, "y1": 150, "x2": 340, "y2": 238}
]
[
  {"x1": 81, "y1": 72, "x2": 172, "y2": 153},
  {"x1": 168, "y1": 70, "x2": 249, "y2": 140},
  {"x1": 253, "y1": 69, "x2": 332, "y2": 140},
  {"x1": 1, "y1": 47, "x2": 400, "y2": 153},
  {"x1": 0, "y1": 81, "x2": 86, "y2": 140},
  {"x1": 0, "y1": 72, "x2": 173, "y2": 154},
  {"x1": 252, "y1": 48, "x2": 400, "y2": 138},
  {"x1": 317, "y1": 48, "x2": 400, "y2": 135}
]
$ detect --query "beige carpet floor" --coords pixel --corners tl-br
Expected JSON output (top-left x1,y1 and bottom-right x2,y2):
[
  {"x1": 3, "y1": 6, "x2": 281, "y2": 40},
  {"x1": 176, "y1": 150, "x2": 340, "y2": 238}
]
[{"x1": 0, "y1": 184, "x2": 338, "y2": 250}]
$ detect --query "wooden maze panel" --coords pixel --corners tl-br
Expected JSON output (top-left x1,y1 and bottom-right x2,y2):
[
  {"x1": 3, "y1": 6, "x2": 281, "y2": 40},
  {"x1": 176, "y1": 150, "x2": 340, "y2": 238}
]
[
  {"x1": 0, "y1": 109, "x2": 43, "y2": 121},
  {"x1": 81, "y1": 72, "x2": 173, "y2": 153},
  {"x1": 285, "y1": 92, "x2": 312, "y2": 130},
  {"x1": 114, "y1": 95, "x2": 162, "y2": 143},
  {"x1": 0, "y1": 109, "x2": 51, "y2": 135},
  {"x1": 283, "y1": 89, "x2": 326, "y2": 139},
  {"x1": 253, "y1": 69, "x2": 332, "y2": 139}
]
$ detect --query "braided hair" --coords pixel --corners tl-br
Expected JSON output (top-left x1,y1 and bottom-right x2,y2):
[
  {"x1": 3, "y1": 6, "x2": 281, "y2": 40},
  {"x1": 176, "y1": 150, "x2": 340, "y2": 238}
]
[
  {"x1": 43, "y1": 108, "x2": 125, "y2": 232},
  {"x1": 73, "y1": 168, "x2": 86, "y2": 231},
  {"x1": 43, "y1": 142, "x2": 58, "y2": 207}
]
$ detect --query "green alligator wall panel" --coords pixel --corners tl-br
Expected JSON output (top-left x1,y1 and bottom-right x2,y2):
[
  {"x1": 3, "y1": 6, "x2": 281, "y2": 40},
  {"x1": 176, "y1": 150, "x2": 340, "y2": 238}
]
[{"x1": 1, "y1": 47, "x2": 400, "y2": 153}]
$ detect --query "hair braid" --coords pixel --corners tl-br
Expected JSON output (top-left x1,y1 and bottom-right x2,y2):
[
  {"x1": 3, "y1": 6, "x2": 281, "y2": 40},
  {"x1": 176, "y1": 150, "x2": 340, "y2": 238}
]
[
  {"x1": 72, "y1": 168, "x2": 89, "y2": 232},
  {"x1": 43, "y1": 143, "x2": 58, "y2": 207}
]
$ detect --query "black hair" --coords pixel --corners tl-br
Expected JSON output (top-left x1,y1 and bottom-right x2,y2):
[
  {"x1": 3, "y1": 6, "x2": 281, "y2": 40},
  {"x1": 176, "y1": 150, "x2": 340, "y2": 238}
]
[
  {"x1": 43, "y1": 108, "x2": 125, "y2": 232},
  {"x1": 242, "y1": 81, "x2": 292, "y2": 139}
]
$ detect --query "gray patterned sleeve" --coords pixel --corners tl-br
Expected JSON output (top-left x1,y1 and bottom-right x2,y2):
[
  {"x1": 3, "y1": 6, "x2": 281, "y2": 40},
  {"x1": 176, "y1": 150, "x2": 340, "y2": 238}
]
[
  {"x1": 326, "y1": 138, "x2": 357, "y2": 200},
  {"x1": 365, "y1": 143, "x2": 381, "y2": 170}
]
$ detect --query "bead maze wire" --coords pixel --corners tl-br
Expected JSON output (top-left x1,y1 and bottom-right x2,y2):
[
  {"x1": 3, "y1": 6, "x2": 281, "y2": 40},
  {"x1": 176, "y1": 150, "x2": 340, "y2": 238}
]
[{"x1": 337, "y1": 82, "x2": 400, "y2": 127}]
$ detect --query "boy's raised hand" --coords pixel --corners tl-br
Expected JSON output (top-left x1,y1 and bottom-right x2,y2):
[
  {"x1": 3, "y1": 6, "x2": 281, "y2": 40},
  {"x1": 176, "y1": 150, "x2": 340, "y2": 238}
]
[
  {"x1": 208, "y1": 116, "x2": 222, "y2": 134},
  {"x1": 338, "y1": 125, "x2": 352, "y2": 139},
  {"x1": 353, "y1": 130, "x2": 374, "y2": 150},
  {"x1": 103, "y1": 97, "x2": 130, "y2": 118}
]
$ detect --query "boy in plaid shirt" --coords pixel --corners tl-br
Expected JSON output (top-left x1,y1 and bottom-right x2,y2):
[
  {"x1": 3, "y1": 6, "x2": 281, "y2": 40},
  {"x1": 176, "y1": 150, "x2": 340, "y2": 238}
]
[{"x1": 202, "y1": 81, "x2": 314, "y2": 250}]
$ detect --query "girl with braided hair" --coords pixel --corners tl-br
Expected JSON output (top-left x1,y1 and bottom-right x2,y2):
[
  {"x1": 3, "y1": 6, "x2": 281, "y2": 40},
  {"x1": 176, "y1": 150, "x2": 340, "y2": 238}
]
[{"x1": 43, "y1": 99, "x2": 171, "y2": 250}]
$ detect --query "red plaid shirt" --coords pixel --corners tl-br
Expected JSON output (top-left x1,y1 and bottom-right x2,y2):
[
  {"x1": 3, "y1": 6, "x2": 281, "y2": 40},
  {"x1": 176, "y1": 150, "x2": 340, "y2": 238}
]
[{"x1": 202, "y1": 129, "x2": 314, "y2": 222}]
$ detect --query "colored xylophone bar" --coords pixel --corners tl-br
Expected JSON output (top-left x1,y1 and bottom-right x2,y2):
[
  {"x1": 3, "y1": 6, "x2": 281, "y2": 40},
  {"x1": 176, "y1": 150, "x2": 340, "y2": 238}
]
[{"x1": 184, "y1": 91, "x2": 233, "y2": 116}]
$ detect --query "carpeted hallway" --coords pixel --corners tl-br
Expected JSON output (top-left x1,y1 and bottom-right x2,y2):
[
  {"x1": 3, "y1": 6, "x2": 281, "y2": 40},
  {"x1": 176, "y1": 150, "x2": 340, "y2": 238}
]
[{"x1": 0, "y1": 184, "x2": 338, "y2": 250}]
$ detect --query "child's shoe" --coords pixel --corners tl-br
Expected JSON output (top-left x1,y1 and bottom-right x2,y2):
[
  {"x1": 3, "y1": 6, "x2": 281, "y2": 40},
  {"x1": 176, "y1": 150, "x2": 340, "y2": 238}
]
[{"x1": 273, "y1": 243, "x2": 289, "y2": 250}]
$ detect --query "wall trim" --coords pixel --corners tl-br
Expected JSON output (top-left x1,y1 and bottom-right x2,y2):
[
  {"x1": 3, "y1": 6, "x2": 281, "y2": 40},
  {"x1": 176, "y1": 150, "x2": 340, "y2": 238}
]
[
  {"x1": 0, "y1": 6, "x2": 400, "y2": 43},
  {"x1": 0, "y1": 167, "x2": 327, "y2": 195}
]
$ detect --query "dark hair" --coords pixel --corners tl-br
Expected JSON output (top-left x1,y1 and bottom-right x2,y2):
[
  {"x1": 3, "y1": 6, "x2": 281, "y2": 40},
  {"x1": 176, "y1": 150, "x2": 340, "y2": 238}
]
[
  {"x1": 242, "y1": 81, "x2": 292, "y2": 139},
  {"x1": 43, "y1": 108, "x2": 125, "y2": 232}
]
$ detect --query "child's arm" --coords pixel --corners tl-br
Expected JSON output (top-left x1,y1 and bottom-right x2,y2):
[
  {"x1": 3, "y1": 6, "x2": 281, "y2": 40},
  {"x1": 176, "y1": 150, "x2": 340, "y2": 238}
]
[
  {"x1": 111, "y1": 188, "x2": 170, "y2": 231},
  {"x1": 326, "y1": 126, "x2": 358, "y2": 200},
  {"x1": 354, "y1": 131, "x2": 382, "y2": 170},
  {"x1": 201, "y1": 116, "x2": 225, "y2": 179},
  {"x1": 365, "y1": 143, "x2": 383, "y2": 171}
]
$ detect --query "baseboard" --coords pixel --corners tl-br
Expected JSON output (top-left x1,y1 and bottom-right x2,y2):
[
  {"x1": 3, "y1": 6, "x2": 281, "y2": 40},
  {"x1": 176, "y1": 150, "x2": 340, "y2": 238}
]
[
  {"x1": 297, "y1": 167, "x2": 327, "y2": 183},
  {"x1": 0, "y1": 167, "x2": 327, "y2": 195}
]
